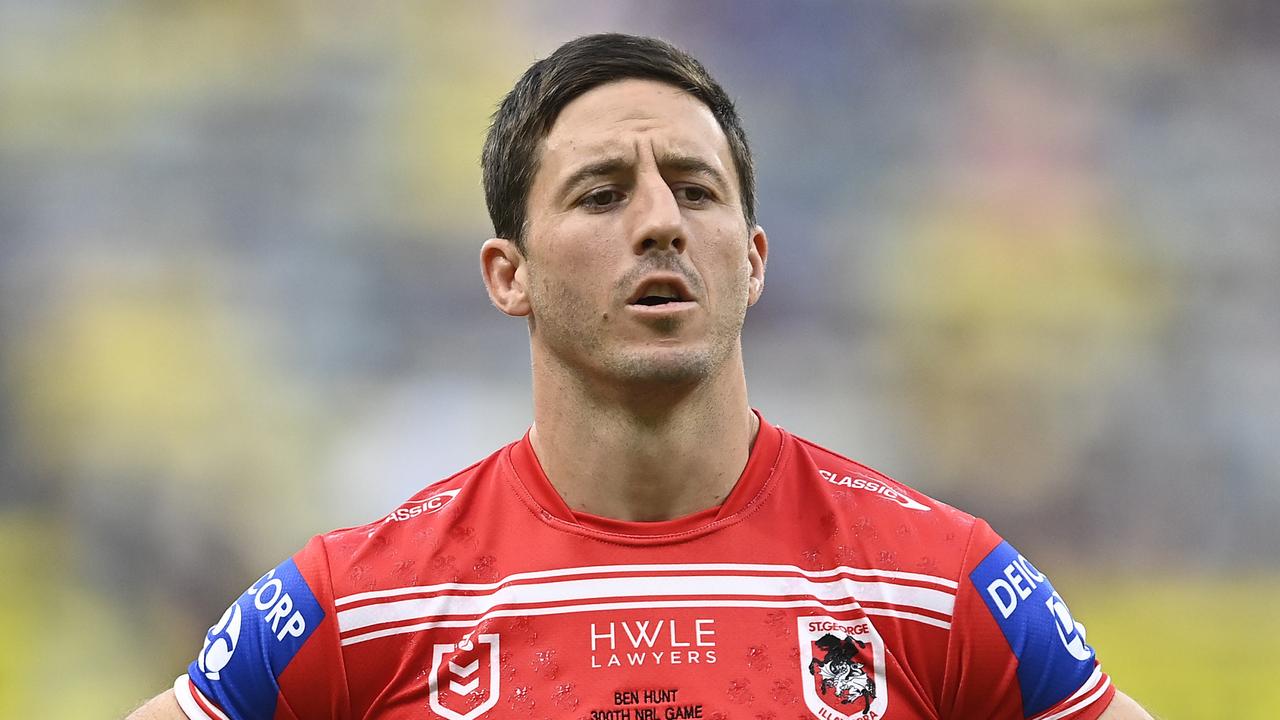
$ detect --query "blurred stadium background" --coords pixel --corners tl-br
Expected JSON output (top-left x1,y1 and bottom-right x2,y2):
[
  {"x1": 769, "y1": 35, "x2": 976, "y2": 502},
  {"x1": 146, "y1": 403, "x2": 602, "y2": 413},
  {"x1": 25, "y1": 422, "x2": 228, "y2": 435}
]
[{"x1": 1, "y1": 1, "x2": 1277, "y2": 717}]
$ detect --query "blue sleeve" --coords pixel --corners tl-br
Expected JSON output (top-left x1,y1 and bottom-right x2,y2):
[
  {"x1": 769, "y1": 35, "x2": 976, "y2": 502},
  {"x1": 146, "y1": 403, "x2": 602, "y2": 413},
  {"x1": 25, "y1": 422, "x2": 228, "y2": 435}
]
[
  {"x1": 968, "y1": 539, "x2": 1099, "y2": 718},
  {"x1": 181, "y1": 557, "x2": 327, "y2": 720}
]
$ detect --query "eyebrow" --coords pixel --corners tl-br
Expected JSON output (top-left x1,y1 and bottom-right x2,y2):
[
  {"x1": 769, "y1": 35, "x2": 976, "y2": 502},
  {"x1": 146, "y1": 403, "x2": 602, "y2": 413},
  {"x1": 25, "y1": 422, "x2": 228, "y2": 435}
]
[
  {"x1": 558, "y1": 157, "x2": 630, "y2": 198},
  {"x1": 661, "y1": 154, "x2": 731, "y2": 190},
  {"x1": 557, "y1": 153, "x2": 731, "y2": 199}
]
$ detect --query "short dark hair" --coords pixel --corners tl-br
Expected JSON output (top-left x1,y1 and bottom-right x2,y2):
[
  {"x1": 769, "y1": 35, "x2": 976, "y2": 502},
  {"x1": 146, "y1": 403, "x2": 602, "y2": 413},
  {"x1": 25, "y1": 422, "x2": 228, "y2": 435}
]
[{"x1": 482, "y1": 33, "x2": 756, "y2": 251}]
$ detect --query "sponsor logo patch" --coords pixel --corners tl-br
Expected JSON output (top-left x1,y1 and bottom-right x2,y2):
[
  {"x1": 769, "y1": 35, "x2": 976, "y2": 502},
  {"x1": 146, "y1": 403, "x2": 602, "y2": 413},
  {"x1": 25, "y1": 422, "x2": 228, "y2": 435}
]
[
  {"x1": 430, "y1": 633, "x2": 500, "y2": 720},
  {"x1": 798, "y1": 615, "x2": 887, "y2": 719},
  {"x1": 970, "y1": 541, "x2": 1095, "y2": 717},
  {"x1": 819, "y1": 469, "x2": 930, "y2": 512},
  {"x1": 189, "y1": 557, "x2": 325, "y2": 714}
]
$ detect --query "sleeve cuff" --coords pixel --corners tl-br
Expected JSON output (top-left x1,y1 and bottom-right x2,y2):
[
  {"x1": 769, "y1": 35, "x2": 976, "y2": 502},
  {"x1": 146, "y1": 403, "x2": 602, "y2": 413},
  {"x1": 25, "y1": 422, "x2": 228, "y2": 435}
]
[
  {"x1": 1029, "y1": 664, "x2": 1115, "y2": 720},
  {"x1": 172, "y1": 674, "x2": 229, "y2": 720}
]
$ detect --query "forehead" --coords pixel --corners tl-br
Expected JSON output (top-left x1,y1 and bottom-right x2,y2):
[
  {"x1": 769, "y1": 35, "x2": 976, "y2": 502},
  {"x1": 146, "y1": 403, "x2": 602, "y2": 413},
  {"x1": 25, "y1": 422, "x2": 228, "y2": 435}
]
[{"x1": 536, "y1": 79, "x2": 735, "y2": 187}]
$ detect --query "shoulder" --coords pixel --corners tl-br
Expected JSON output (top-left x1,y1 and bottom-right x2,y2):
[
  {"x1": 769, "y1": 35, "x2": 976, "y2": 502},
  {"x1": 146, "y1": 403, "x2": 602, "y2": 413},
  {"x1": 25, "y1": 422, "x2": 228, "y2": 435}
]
[
  {"x1": 787, "y1": 431, "x2": 981, "y2": 532},
  {"x1": 312, "y1": 441, "x2": 514, "y2": 594},
  {"x1": 776, "y1": 429, "x2": 995, "y2": 584},
  {"x1": 181, "y1": 442, "x2": 521, "y2": 719}
]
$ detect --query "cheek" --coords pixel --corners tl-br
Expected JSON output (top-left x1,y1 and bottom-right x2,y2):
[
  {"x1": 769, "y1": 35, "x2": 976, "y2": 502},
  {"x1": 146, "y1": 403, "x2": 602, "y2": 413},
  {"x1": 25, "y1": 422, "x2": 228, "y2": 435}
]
[
  {"x1": 702, "y1": 236, "x2": 752, "y2": 296},
  {"x1": 542, "y1": 237, "x2": 620, "y2": 298},
  {"x1": 529, "y1": 257, "x2": 610, "y2": 316}
]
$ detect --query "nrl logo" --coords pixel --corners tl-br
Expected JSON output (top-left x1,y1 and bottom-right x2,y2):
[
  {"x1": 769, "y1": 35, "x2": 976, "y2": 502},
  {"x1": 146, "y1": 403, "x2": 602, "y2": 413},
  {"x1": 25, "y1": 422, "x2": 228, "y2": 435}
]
[
  {"x1": 429, "y1": 633, "x2": 500, "y2": 720},
  {"x1": 798, "y1": 616, "x2": 887, "y2": 719}
]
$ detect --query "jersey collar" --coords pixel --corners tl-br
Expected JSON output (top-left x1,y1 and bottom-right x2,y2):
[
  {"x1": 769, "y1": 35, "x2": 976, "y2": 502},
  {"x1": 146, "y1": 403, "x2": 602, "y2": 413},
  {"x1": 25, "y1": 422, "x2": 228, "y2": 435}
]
[{"x1": 506, "y1": 410, "x2": 785, "y2": 539}]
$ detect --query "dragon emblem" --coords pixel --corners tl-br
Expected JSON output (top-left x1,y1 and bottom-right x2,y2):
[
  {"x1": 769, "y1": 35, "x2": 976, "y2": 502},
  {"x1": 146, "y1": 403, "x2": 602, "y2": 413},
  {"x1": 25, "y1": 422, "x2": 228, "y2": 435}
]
[{"x1": 807, "y1": 633, "x2": 877, "y2": 713}]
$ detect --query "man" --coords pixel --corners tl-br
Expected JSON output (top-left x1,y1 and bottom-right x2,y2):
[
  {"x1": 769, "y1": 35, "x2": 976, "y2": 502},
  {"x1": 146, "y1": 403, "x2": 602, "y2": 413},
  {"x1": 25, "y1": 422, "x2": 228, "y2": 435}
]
[{"x1": 130, "y1": 33, "x2": 1153, "y2": 720}]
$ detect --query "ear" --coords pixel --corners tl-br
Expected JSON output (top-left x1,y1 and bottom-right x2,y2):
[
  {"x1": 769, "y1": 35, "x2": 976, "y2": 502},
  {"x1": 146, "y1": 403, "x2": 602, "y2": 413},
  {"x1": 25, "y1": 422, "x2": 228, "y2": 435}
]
[
  {"x1": 480, "y1": 238, "x2": 531, "y2": 317},
  {"x1": 746, "y1": 225, "x2": 768, "y2": 306}
]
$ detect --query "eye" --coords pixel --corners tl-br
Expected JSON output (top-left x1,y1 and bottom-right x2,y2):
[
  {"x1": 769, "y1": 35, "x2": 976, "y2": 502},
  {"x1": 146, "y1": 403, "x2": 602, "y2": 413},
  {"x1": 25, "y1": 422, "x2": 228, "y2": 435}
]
[
  {"x1": 579, "y1": 188, "x2": 623, "y2": 210},
  {"x1": 676, "y1": 185, "x2": 712, "y2": 205}
]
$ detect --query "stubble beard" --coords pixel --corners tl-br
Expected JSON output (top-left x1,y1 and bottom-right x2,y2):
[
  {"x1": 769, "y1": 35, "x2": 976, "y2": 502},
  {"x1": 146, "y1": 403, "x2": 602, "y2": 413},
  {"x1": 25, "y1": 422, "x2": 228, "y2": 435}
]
[{"x1": 530, "y1": 271, "x2": 749, "y2": 392}]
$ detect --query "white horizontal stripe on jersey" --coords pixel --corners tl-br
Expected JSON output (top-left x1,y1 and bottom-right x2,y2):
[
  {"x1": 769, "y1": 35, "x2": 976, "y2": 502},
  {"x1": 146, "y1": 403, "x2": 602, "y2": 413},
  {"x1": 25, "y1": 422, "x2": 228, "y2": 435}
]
[
  {"x1": 340, "y1": 597, "x2": 952, "y2": 647},
  {"x1": 337, "y1": 572, "x2": 954, "y2": 635},
  {"x1": 862, "y1": 607, "x2": 952, "y2": 630},
  {"x1": 1030, "y1": 666, "x2": 1110, "y2": 720},
  {"x1": 335, "y1": 562, "x2": 957, "y2": 607},
  {"x1": 173, "y1": 675, "x2": 229, "y2": 720}
]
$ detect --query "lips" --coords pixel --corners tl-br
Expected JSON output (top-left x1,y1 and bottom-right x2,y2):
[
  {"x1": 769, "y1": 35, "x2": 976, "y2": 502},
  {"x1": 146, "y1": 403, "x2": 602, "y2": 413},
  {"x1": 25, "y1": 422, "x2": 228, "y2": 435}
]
[{"x1": 627, "y1": 275, "x2": 695, "y2": 307}]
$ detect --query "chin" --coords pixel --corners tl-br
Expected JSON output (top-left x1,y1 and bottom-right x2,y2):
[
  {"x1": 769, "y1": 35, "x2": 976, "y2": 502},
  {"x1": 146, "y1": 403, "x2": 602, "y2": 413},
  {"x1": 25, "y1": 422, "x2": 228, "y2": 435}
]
[{"x1": 606, "y1": 346, "x2": 721, "y2": 386}]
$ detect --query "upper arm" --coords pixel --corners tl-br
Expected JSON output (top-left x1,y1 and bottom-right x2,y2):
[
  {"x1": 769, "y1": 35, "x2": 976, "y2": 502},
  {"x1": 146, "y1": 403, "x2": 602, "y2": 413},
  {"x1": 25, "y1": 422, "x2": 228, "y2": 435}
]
[
  {"x1": 944, "y1": 521, "x2": 1116, "y2": 718},
  {"x1": 126, "y1": 689, "x2": 186, "y2": 720},
  {"x1": 1098, "y1": 690, "x2": 1156, "y2": 720},
  {"x1": 178, "y1": 537, "x2": 349, "y2": 720}
]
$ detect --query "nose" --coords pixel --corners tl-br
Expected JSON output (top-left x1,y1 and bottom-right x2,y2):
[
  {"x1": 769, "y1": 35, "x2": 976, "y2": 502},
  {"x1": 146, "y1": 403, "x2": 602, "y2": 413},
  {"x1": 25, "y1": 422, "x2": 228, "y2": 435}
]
[{"x1": 630, "y1": 175, "x2": 685, "y2": 255}]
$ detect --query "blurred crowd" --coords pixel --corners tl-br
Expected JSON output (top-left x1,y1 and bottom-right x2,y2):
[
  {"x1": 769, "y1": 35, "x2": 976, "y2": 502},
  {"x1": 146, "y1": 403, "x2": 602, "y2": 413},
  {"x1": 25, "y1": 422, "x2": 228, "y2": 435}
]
[{"x1": 1, "y1": 1, "x2": 1277, "y2": 716}]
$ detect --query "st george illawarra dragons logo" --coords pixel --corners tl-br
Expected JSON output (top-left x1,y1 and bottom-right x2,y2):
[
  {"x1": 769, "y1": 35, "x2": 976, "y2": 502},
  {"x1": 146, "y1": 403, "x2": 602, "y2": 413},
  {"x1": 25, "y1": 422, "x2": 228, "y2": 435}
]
[
  {"x1": 798, "y1": 616, "x2": 888, "y2": 719},
  {"x1": 809, "y1": 634, "x2": 876, "y2": 713}
]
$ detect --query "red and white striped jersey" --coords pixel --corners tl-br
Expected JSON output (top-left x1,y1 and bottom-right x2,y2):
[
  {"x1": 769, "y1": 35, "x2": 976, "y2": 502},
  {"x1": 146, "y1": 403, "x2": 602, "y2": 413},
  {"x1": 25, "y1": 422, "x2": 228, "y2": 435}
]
[{"x1": 175, "y1": 414, "x2": 1115, "y2": 720}]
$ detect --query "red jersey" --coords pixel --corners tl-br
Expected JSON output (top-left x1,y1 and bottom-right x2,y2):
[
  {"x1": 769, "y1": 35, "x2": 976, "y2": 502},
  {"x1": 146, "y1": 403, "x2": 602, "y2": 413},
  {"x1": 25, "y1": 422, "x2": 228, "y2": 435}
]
[{"x1": 176, "y1": 414, "x2": 1115, "y2": 720}]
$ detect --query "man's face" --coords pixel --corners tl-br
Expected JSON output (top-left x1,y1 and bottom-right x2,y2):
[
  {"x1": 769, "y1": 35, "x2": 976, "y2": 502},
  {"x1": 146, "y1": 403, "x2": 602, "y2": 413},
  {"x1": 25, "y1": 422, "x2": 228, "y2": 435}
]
[{"x1": 516, "y1": 79, "x2": 766, "y2": 388}]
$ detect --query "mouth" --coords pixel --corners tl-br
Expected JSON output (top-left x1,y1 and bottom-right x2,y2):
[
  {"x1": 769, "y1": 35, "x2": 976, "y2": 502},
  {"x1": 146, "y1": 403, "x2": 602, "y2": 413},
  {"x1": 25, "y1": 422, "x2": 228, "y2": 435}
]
[{"x1": 626, "y1": 276, "x2": 695, "y2": 308}]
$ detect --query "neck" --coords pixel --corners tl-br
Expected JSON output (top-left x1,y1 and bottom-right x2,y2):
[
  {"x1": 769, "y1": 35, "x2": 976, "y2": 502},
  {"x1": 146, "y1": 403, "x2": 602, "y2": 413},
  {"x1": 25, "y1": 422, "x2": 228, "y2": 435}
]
[{"x1": 528, "y1": 349, "x2": 759, "y2": 522}]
